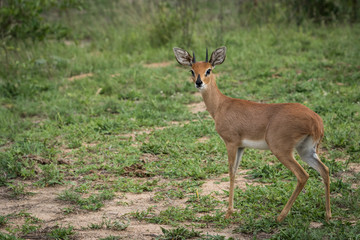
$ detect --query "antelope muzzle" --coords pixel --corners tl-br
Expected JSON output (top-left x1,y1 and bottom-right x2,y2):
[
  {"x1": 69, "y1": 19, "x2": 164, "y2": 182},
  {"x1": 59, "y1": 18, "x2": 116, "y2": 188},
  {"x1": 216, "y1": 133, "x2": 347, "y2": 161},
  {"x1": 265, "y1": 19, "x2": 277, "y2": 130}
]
[{"x1": 195, "y1": 75, "x2": 203, "y2": 88}]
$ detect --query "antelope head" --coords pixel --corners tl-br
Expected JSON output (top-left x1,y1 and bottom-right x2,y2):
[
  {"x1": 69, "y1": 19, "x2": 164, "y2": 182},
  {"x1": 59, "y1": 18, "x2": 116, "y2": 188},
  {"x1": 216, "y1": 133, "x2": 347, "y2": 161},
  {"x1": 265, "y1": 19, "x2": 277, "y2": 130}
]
[{"x1": 173, "y1": 47, "x2": 226, "y2": 91}]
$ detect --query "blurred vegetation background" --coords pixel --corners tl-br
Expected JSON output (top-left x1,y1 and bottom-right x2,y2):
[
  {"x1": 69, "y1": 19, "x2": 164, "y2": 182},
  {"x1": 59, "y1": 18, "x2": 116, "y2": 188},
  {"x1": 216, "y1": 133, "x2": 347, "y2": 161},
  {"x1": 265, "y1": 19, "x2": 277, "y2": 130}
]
[{"x1": 0, "y1": 0, "x2": 359, "y2": 48}]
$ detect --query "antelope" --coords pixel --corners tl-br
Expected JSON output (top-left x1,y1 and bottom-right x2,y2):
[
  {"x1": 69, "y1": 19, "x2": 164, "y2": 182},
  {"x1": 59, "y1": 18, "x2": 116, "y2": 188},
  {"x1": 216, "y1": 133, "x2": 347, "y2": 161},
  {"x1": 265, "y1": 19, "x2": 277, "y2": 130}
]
[{"x1": 173, "y1": 46, "x2": 331, "y2": 222}]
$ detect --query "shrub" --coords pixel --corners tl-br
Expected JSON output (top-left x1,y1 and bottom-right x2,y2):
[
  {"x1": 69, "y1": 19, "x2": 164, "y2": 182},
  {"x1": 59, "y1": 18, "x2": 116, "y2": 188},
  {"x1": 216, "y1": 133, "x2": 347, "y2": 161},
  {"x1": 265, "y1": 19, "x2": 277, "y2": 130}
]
[{"x1": 0, "y1": 0, "x2": 83, "y2": 43}]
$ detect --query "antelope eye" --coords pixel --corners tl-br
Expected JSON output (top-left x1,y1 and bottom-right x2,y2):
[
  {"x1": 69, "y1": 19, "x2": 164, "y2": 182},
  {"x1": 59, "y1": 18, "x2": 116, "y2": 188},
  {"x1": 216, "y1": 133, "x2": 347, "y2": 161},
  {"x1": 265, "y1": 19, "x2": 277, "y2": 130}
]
[
  {"x1": 190, "y1": 70, "x2": 195, "y2": 77},
  {"x1": 205, "y1": 68, "x2": 211, "y2": 76}
]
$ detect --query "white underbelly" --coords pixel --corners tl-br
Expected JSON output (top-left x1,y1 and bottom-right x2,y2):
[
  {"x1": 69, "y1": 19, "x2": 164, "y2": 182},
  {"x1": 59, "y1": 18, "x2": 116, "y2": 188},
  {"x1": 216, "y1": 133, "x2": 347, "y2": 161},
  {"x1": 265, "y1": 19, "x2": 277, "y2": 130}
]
[{"x1": 242, "y1": 139, "x2": 269, "y2": 150}]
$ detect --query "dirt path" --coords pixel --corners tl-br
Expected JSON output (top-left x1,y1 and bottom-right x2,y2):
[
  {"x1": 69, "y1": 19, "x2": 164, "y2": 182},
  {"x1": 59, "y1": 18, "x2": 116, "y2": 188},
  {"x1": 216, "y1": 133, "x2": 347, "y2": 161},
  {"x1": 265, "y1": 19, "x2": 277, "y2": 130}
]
[{"x1": 0, "y1": 172, "x2": 261, "y2": 239}]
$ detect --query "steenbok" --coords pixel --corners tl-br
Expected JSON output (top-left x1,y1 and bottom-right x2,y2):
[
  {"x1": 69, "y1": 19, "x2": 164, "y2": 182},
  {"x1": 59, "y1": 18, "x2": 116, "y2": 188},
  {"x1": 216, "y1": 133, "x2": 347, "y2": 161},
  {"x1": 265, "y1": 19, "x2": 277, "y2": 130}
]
[{"x1": 173, "y1": 46, "x2": 331, "y2": 222}]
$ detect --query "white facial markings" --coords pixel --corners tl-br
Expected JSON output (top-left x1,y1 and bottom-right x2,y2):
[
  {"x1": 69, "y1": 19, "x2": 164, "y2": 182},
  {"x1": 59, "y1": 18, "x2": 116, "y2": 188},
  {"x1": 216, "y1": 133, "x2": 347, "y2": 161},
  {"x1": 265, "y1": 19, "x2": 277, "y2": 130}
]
[
  {"x1": 241, "y1": 139, "x2": 269, "y2": 150},
  {"x1": 196, "y1": 83, "x2": 207, "y2": 91}
]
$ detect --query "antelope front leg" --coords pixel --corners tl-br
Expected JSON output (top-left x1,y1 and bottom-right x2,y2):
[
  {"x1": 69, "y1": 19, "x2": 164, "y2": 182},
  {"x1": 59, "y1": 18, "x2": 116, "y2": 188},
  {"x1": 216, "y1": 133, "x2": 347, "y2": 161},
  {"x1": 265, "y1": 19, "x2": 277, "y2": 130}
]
[{"x1": 225, "y1": 146, "x2": 244, "y2": 219}]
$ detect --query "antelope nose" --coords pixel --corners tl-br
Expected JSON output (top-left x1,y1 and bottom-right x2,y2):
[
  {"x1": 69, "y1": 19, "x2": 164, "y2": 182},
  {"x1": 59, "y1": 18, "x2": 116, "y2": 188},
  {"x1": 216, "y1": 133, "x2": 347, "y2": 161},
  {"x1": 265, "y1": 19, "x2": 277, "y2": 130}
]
[{"x1": 196, "y1": 75, "x2": 202, "y2": 87}]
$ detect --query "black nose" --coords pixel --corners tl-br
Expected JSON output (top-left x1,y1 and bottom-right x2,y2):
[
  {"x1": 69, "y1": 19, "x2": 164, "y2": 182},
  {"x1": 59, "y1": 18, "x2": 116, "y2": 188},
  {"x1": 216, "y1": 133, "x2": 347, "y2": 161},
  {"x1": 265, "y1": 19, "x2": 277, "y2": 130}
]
[{"x1": 196, "y1": 74, "x2": 202, "y2": 87}]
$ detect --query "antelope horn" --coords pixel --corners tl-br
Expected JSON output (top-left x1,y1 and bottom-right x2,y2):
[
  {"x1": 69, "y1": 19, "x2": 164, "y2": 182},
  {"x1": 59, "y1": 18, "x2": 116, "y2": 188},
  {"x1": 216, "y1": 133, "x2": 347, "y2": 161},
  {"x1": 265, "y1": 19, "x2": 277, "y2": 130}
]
[
  {"x1": 205, "y1": 48, "x2": 208, "y2": 62},
  {"x1": 192, "y1": 51, "x2": 196, "y2": 63}
]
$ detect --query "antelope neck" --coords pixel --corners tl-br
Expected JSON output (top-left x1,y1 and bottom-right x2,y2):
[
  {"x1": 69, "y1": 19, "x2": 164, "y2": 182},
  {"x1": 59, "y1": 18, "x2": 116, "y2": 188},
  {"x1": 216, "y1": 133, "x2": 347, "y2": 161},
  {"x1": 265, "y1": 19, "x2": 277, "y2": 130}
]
[{"x1": 200, "y1": 76, "x2": 226, "y2": 119}]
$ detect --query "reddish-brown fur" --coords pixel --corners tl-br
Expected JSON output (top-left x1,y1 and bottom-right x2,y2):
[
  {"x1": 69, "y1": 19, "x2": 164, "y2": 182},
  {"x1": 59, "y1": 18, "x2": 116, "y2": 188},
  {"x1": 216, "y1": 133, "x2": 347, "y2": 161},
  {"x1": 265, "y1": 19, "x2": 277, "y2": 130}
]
[{"x1": 174, "y1": 48, "x2": 331, "y2": 222}]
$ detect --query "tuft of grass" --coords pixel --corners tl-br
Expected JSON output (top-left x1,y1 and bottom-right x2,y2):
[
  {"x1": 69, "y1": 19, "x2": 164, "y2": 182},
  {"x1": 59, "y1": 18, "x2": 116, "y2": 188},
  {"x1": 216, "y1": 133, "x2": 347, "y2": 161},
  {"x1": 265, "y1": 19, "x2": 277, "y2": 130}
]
[
  {"x1": 233, "y1": 216, "x2": 279, "y2": 234},
  {"x1": 132, "y1": 206, "x2": 197, "y2": 227},
  {"x1": 130, "y1": 207, "x2": 155, "y2": 221},
  {"x1": 5, "y1": 182, "x2": 33, "y2": 199},
  {"x1": 187, "y1": 194, "x2": 221, "y2": 213},
  {"x1": 99, "y1": 236, "x2": 122, "y2": 240},
  {"x1": 153, "y1": 188, "x2": 185, "y2": 202},
  {"x1": 47, "y1": 225, "x2": 75, "y2": 240},
  {"x1": 103, "y1": 218, "x2": 130, "y2": 231},
  {"x1": 0, "y1": 215, "x2": 9, "y2": 227},
  {"x1": 58, "y1": 189, "x2": 115, "y2": 211},
  {"x1": 0, "y1": 233, "x2": 24, "y2": 240},
  {"x1": 149, "y1": 206, "x2": 197, "y2": 226},
  {"x1": 157, "y1": 226, "x2": 232, "y2": 240},
  {"x1": 35, "y1": 163, "x2": 64, "y2": 187},
  {"x1": 158, "y1": 226, "x2": 202, "y2": 240},
  {"x1": 112, "y1": 178, "x2": 159, "y2": 193},
  {"x1": 198, "y1": 210, "x2": 231, "y2": 229},
  {"x1": 62, "y1": 207, "x2": 75, "y2": 215},
  {"x1": 88, "y1": 217, "x2": 129, "y2": 231},
  {"x1": 3, "y1": 212, "x2": 43, "y2": 237},
  {"x1": 201, "y1": 234, "x2": 234, "y2": 240}
]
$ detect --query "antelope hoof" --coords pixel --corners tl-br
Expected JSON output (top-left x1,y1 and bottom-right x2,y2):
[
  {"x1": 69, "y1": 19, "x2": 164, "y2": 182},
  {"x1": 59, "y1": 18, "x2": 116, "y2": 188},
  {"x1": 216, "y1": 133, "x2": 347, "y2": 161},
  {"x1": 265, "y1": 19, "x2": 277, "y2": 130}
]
[
  {"x1": 325, "y1": 213, "x2": 332, "y2": 222},
  {"x1": 225, "y1": 209, "x2": 233, "y2": 219}
]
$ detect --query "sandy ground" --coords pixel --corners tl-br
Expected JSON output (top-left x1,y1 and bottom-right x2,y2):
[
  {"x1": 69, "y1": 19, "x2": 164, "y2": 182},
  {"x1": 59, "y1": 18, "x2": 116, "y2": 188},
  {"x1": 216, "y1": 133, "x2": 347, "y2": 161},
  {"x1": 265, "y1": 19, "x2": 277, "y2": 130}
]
[{"x1": 0, "y1": 171, "x2": 263, "y2": 239}]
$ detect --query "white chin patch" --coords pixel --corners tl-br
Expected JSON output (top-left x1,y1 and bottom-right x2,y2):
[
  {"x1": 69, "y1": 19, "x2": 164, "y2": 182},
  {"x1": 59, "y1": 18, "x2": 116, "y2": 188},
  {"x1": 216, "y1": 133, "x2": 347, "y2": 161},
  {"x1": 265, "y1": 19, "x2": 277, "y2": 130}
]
[{"x1": 196, "y1": 83, "x2": 206, "y2": 91}]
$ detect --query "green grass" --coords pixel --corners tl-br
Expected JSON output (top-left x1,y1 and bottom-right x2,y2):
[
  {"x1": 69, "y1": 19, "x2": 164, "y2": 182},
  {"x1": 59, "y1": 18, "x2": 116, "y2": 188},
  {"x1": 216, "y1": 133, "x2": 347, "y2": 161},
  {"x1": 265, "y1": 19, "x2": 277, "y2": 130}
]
[
  {"x1": 87, "y1": 217, "x2": 129, "y2": 231},
  {"x1": 99, "y1": 237, "x2": 122, "y2": 240},
  {"x1": 0, "y1": 215, "x2": 9, "y2": 227},
  {"x1": 47, "y1": 225, "x2": 75, "y2": 240},
  {"x1": 157, "y1": 226, "x2": 202, "y2": 240},
  {"x1": 0, "y1": 1, "x2": 359, "y2": 239},
  {"x1": 0, "y1": 232, "x2": 24, "y2": 240},
  {"x1": 2, "y1": 212, "x2": 43, "y2": 238},
  {"x1": 58, "y1": 188, "x2": 115, "y2": 211}
]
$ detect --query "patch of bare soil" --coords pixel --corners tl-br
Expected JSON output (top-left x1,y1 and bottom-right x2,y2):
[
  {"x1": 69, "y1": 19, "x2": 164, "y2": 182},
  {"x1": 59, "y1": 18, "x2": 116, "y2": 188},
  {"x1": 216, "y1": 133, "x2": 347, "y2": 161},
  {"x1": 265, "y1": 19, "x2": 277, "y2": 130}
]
[
  {"x1": 118, "y1": 120, "x2": 190, "y2": 143},
  {"x1": 349, "y1": 163, "x2": 360, "y2": 174},
  {"x1": 21, "y1": 154, "x2": 50, "y2": 165},
  {"x1": 67, "y1": 73, "x2": 93, "y2": 81},
  {"x1": 143, "y1": 61, "x2": 172, "y2": 68},
  {"x1": 0, "y1": 168, "x2": 264, "y2": 240},
  {"x1": 64, "y1": 40, "x2": 91, "y2": 48},
  {"x1": 140, "y1": 153, "x2": 160, "y2": 164},
  {"x1": 120, "y1": 129, "x2": 152, "y2": 142},
  {"x1": 326, "y1": 148, "x2": 360, "y2": 189},
  {"x1": 110, "y1": 73, "x2": 121, "y2": 77},
  {"x1": 29, "y1": 116, "x2": 47, "y2": 125},
  {"x1": 193, "y1": 92, "x2": 202, "y2": 98},
  {"x1": 82, "y1": 142, "x2": 98, "y2": 148},
  {"x1": 123, "y1": 163, "x2": 152, "y2": 177},
  {"x1": 310, "y1": 222, "x2": 323, "y2": 228},
  {"x1": 201, "y1": 170, "x2": 265, "y2": 197},
  {"x1": 187, "y1": 102, "x2": 206, "y2": 114},
  {"x1": 196, "y1": 136, "x2": 210, "y2": 143},
  {"x1": 0, "y1": 184, "x2": 170, "y2": 239},
  {"x1": 348, "y1": 163, "x2": 360, "y2": 189},
  {"x1": 0, "y1": 185, "x2": 67, "y2": 221}
]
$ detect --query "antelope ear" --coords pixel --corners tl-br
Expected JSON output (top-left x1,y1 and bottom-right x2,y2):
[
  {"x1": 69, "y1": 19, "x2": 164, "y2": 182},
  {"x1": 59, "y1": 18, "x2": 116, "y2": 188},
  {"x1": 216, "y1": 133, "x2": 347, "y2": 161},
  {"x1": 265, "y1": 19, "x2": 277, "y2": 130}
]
[
  {"x1": 173, "y1": 47, "x2": 193, "y2": 66},
  {"x1": 210, "y1": 46, "x2": 226, "y2": 66}
]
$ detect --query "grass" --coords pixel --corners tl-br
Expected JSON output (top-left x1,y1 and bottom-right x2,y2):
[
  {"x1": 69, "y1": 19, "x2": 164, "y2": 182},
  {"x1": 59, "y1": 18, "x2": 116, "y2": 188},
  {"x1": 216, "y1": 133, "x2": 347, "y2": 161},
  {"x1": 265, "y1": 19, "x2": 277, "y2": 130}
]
[
  {"x1": 47, "y1": 225, "x2": 75, "y2": 240},
  {"x1": 0, "y1": 215, "x2": 9, "y2": 227},
  {"x1": 157, "y1": 226, "x2": 202, "y2": 240},
  {"x1": 1, "y1": 212, "x2": 43, "y2": 238},
  {"x1": 58, "y1": 188, "x2": 115, "y2": 211},
  {"x1": 0, "y1": 1, "x2": 359, "y2": 239},
  {"x1": 87, "y1": 216, "x2": 130, "y2": 231}
]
